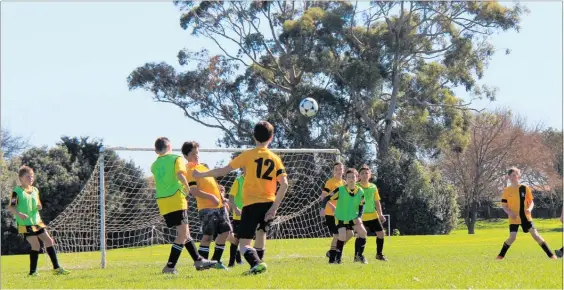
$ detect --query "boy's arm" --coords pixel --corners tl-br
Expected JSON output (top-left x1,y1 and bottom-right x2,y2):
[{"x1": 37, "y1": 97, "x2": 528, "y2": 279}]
[
  {"x1": 501, "y1": 203, "x2": 513, "y2": 216},
  {"x1": 356, "y1": 190, "x2": 365, "y2": 220},
  {"x1": 228, "y1": 195, "x2": 241, "y2": 216},
  {"x1": 228, "y1": 180, "x2": 242, "y2": 215},
  {"x1": 525, "y1": 186, "x2": 534, "y2": 212},
  {"x1": 181, "y1": 169, "x2": 219, "y2": 204},
  {"x1": 176, "y1": 171, "x2": 189, "y2": 189},
  {"x1": 188, "y1": 185, "x2": 219, "y2": 202},
  {"x1": 357, "y1": 203, "x2": 365, "y2": 218},
  {"x1": 8, "y1": 192, "x2": 27, "y2": 219},
  {"x1": 376, "y1": 200, "x2": 384, "y2": 219},
  {"x1": 36, "y1": 189, "x2": 42, "y2": 210},
  {"x1": 176, "y1": 158, "x2": 218, "y2": 203},
  {"x1": 319, "y1": 190, "x2": 338, "y2": 216},
  {"x1": 265, "y1": 175, "x2": 289, "y2": 221},
  {"x1": 500, "y1": 192, "x2": 516, "y2": 219},
  {"x1": 196, "y1": 152, "x2": 246, "y2": 178},
  {"x1": 193, "y1": 165, "x2": 234, "y2": 179},
  {"x1": 374, "y1": 188, "x2": 383, "y2": 217},
  {"x1": 320, "y1": 182, "x2": 336, "y2": 210}
]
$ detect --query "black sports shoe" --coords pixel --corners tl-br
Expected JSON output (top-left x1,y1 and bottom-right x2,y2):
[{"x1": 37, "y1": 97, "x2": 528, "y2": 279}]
[
  {"x1": 376, "y1": 254, "x2": 388, "y2": 261},
  {"x1": 354, "y1": 255, "x2": 368, "y2": 264}
]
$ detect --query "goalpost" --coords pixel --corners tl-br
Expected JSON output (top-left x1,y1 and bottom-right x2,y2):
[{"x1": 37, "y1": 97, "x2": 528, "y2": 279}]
[{"x1": 49, "y1": 146, "x2": 353, "y2": 269}]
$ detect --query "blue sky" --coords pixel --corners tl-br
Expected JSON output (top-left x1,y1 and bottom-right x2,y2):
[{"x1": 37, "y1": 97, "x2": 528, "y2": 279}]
[{"x1": 2, "y1": 2, "x2": 562, "y2": 175}]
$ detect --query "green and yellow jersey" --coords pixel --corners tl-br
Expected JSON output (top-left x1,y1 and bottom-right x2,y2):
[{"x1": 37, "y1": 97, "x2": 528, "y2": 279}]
[
  {"x1": 328, "y1": 185, "x2": 365, "y2": 222},
  {"x1": 229, "y1": 175, "x2": 244, "y2": 220},
  {"x1": 11, "y1": 186, "x2": 45, "y2": 234},
  {"x1": 358, "y1": 182, "x2": 381, "y2": 221},
  {"x1": 151, "y1": 153, "x2": 188, "y2": 215}
]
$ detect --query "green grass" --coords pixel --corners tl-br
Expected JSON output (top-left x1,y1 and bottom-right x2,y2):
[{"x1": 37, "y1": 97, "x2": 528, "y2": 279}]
[{"x1": 2, "y1": 219, "x2": 563, "y2": 289}]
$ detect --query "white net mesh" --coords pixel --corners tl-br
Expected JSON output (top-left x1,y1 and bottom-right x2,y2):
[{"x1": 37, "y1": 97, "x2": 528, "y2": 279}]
[{"x1": 48, "y1": 147, "x2": 341, "y2": 265}]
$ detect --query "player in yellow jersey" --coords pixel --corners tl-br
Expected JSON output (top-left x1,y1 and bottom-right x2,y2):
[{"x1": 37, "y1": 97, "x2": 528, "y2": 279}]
[
  {"x1": 193, "y1": 121, "x2": 289, "y2": 275},
  {"x1": 227, "y1": 168, "x2": 246, "y2": 267},
  {"x1": 151, "y1": 137, "x2": 219, "y2": 274},
  {"x1": 182, "y1": 141, "x2": 232, "y2": 270},
  {"x1": 358, "y1": 165, "x2": 388, "y2": 261},
  {"x1": 8, "y1": 166, "x2": 70, "y2": 276},
  {"x1": 496, "y1": 167, "x2": 556, "y2": 260},
  {"x1": 321, "y1": 162, "x2": 353, "y2": 259}
]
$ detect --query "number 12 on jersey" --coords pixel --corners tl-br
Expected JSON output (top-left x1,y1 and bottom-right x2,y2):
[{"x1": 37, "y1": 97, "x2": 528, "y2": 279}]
[{"x1": 254, "y1": 158, "x2": 275, "y2": 180}]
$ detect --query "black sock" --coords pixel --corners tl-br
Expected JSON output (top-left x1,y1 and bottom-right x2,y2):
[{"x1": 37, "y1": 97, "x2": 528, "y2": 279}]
[
  {"x1": 355, "y1": 237, "x2": 366, "y2": 257},
  {"x1": 336, "y1": 239, "x2": 345, "y2": 261},
  {"x1": 255, "y1": 248, "x2": 264, "y2": 260},
  {"x1": 376, "y1": 237, "x2": 384, "y2": 255},
  {"x1": 29, "y1": 250, "x2": 39, "y2": 274},
  {"x1": 184, "y1": 240, "x2": 202, "y2": 261},
  {"x1": 198, "y1": 245, "x2": 210, "y2": 259},
  {"x1": 167, "y1": 243, "x2": 183, "y2": 268},
  {"x1": 236, "y1": 248, "x2": 242, "y2": 263},
  {"x1": 228, "y1": 244, "x2": 238, "y2": 266},
  {"x1": 243, "y1": 248, "x2": 260, "y2": 267},
  {"x1": 45, "y1": 246, "x2": 61, "y2": 269},
  {"x1": 328, "y1": 250, "x2": 337, "y2": 263},
  {"x1": 498, "y1": 242, "x2": 511, "y2": 257},
  {"x1": 541, "y1": 242, "x2": 554, "y2": 257},
  {"x1": 212, "y1": 244, "x2": 225, "y2": 262}
]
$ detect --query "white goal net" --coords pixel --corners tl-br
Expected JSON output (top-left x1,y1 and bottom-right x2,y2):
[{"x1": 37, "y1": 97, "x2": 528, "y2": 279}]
[{"x1": 48, "y1": 147, "x2": 342, "y2": 268}]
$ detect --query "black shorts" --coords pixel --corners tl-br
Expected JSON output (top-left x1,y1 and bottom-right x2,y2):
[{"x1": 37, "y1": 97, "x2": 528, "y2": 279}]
[
  {"x1": 238, "y1": 202, "x2": 273, "y2": 239},
  {"x1": 163, "y1": 209, "x2": 190, "y2": 228},
  {"x1": 231, "y1": 219, "x2": 241, "y2": 239},
  {"x1": 324, "y1": 215, "x2": 338, "y2": 235},
  {"x1": 510, "y1": 221, "x2": 535, "y2": 233},
  {"x1": 198, "y1": 207, "x2": 232, "y2": 236},
  {"x1": 23, "y1": 227, "x2": 46, "y2": 238},
  {"x1": 336, "y1": 219, "x2": 355, "y2": 230},
  {"x1": 364, "y1": 219, "x2": 384, "y2": 233}
]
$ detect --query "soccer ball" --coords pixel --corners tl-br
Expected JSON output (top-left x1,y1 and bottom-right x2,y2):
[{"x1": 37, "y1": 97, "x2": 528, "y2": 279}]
[{"x1": 299, "y1": 97, "x2": 319, "y2": 117}]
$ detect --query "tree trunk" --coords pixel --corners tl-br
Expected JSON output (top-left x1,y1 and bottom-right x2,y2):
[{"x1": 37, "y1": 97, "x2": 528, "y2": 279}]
[
  {"x1": 378, "y1": 3, "x2": 404, "y2": 160},
  {"x1": 466, "y1": 202, "x2": 478, "y2": 234}
]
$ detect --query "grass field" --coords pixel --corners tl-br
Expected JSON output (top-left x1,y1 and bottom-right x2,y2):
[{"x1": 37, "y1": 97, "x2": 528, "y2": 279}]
[{"x1": 2, "y1": 219, "x2": 563, "y2": 289}]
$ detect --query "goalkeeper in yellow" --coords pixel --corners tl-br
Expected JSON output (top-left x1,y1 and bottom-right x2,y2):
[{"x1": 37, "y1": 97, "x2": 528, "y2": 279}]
[
  {"x1": 320, "y1": 168, "x2": 368, "y2": 264},
  {"x1": 151, "y1": 137, "x2": 218, "y2": 274},
  {"x1": 358, "y1": 165, "x2": 388, "y2": 261}
]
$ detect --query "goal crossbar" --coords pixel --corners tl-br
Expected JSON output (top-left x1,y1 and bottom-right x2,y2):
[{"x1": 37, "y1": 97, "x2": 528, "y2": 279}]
[{"x1": 102, "y1": 146, "x2": 341, "y2": 154}]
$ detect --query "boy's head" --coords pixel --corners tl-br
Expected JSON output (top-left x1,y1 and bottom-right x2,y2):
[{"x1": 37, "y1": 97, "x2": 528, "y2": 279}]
[
  {"x1": 507, "y1": 167, "x2": 521, "y2": 184},
  {"x1": 359, "y1": 164, "x2": 371, "y2": 182},
  {"x1": 18, "y1": 166, "x2": 35, "y2": 186},
  {"x1": 345, "y1": 168, "x2": 359, "y2": 186},
  {"x1": 181, "y1": 141, "x2": 200, "y2": 163},
  {"x1": 333, "y1": 162, "x2": 344, "y2": 179},
  {"x1": 253, "y1": 121, "x2": 274, "y2": 144},
  {"x1": 154, "y1": 137, "x2": 171, "y2": 155}
]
